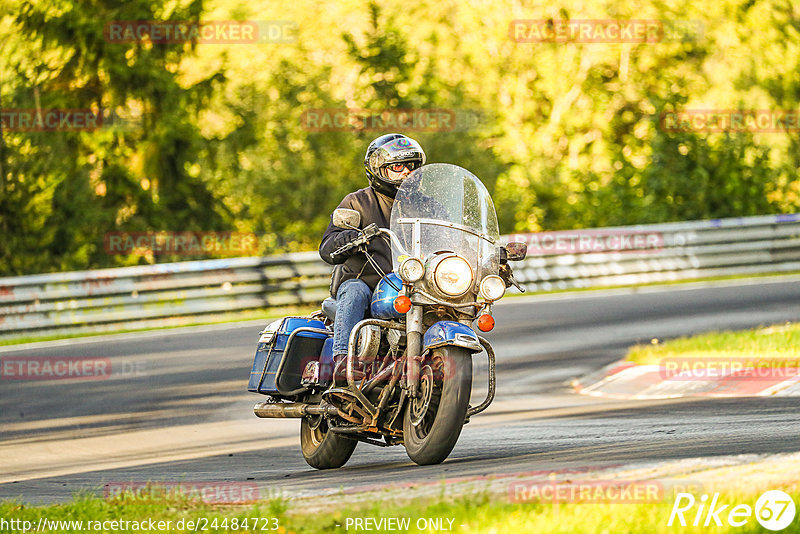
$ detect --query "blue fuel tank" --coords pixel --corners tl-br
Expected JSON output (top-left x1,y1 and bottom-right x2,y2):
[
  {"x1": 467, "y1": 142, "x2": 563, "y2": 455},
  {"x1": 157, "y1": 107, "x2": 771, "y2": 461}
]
[{"x1": 370, "y1": 273, "x2": 403, "y2": 320}]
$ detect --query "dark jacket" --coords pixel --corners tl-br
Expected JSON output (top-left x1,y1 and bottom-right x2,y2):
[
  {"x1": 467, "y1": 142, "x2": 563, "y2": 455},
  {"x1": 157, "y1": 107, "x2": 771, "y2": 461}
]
[{"x1": 319, "y1": 187, "x2": 394, "y2": 296}]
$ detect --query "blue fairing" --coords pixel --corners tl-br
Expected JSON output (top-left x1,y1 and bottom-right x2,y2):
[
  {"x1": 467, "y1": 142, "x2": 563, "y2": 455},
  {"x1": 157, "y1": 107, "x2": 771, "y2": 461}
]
[
  {"x1": 370, "y1": 273, "x2": 403, "y2": 319},
  {"x1": 423, "y1": 321, "x2": 483, "y2": 353}
]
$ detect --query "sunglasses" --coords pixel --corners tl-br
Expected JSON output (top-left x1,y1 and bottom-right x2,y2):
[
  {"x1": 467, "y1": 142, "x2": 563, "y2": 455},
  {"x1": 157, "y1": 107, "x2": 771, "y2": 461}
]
[{"x1": 385, "y1": 161, "x2": 420, "y2": 173}]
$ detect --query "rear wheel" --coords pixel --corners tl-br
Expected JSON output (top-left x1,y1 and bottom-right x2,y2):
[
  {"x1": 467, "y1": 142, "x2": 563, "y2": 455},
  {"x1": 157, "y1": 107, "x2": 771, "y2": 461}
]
[
  {"x1": 300, "y1": 416, "x2": 357, "y2": 469},
  {"x1": 403, "y1": 347, "x2": 472, "y2": 465}
]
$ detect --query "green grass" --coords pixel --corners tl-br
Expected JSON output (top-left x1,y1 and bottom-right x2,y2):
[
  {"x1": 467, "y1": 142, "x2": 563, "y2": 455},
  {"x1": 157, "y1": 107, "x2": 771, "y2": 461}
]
[
  {"x1": 2, "y1": 484, "x2": 798, "y2": 533},
  {"x1": 626, "y1": 322, "x2": 800, "y2": 366}
]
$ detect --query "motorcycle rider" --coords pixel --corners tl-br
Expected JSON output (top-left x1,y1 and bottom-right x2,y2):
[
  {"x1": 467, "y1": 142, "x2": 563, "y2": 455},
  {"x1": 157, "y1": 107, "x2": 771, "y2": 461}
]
[{"x1": 319, "y1": 133, "x2": 427, "y2": 363}]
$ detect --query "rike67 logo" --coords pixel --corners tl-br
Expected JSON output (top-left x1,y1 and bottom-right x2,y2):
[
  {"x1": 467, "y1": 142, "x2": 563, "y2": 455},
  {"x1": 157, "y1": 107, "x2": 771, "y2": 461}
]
[{"x1": 669, "y1": 490, "x2": 796, "y2": 531}]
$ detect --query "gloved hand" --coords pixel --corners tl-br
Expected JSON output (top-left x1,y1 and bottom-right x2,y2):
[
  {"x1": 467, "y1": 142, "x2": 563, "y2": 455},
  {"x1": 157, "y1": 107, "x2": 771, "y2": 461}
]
[
  {"x1": 331, "y1": 229, "x2": 360, "y2": 250},
  {"x1": 328, "y1": 230, "x2": 361, "y2": 262},
  {"x1": 330, "y1": 224, "x2": 382, "y2": 261}
]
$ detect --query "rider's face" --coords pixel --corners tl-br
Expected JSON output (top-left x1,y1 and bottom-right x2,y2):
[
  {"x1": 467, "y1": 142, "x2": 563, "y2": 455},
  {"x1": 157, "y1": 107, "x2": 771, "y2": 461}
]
[{"x1": 384, "y1": 162, "x2": 414, "y2": 182}]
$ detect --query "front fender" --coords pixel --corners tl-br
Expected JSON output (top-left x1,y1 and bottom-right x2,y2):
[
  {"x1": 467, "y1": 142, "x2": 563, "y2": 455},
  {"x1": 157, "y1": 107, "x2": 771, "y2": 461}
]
[{"x1": 422, "y1": 321, "x2": 483, "y2": 354}]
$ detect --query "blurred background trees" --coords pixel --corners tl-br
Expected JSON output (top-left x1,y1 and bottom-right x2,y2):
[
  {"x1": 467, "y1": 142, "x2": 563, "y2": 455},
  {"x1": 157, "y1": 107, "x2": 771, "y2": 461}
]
[{"x1": 1, "y1": 0, "x2": 798, "y2": 275}]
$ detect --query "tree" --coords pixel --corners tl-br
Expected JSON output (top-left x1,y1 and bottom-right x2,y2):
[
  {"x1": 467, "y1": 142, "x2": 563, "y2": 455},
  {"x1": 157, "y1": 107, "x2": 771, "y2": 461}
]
[{"x1": 1, "y1": 0, "x2": 229, "y2": 274}]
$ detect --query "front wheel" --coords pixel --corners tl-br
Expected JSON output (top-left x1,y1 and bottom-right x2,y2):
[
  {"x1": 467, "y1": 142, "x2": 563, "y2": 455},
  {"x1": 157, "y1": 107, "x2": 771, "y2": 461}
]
[
  {"x1": 300, "y1": 416, "x2": 357, "y2": 469},
  {"x1": 403, "y1": 347, "x2": 472, "y2": 465}
]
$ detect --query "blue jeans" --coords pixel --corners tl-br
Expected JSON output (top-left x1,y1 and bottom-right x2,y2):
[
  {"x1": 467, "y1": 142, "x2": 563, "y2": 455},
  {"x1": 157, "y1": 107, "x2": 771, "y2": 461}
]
[{"x1": 333, "y1": 278, "x2": 372, "y2": 358}]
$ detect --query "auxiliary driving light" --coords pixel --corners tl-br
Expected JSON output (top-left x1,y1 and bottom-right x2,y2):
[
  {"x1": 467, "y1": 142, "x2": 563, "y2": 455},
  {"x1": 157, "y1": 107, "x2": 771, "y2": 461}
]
[
  {"x1": 479, "y1": 275, "x2": 506, "y2": 301},
  {"x1": 399, "y1": 257, "x2": 425, "y2": 283},
  {"x1": 394, "y1": 295, "x2": 412, "y2": 314},
  {"x1": 476, "y1": 314, "x2": 495, "y2": 332}
]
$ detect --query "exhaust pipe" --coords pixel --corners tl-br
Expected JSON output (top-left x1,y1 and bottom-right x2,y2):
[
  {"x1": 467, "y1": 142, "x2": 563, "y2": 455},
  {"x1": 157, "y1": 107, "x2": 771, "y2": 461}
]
[{"x1": 254, "y1": 401, "x2": 340, "y2": 419}]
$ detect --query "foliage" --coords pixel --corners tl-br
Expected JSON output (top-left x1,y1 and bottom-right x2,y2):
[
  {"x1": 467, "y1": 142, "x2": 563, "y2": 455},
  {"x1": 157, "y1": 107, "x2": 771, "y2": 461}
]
[{"x1": 1, "y1": 0, "x2": 799, "y2": 275}]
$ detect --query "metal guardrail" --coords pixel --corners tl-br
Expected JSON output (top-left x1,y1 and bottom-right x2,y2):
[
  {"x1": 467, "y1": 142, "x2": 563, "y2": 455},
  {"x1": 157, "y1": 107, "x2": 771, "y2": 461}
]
[
  {"x1": 0, "y1": 213, "x2": 798, "y2": 338},
  {"x1": 508, "y1": 213, "x2": 800, "y2": 292},
  {"x1": 0, "y1": 253, "x2": 332, "y2": 338}
]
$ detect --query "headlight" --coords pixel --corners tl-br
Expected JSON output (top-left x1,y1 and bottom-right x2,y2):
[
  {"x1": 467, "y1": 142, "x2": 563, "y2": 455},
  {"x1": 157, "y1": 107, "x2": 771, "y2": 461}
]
[
  {"x1": 399, "y1": 257, "x2": 425, "y2": 282},
  {"x1": 432, "y1": 255, "x2": 473, "y2": 297},
  {"x1": 479, "y1": 275, "x2": 506, "y2": 301}
]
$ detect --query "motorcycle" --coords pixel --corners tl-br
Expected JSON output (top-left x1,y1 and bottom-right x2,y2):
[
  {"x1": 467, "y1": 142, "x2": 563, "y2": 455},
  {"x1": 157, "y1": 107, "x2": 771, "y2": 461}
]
[{"x1": 247, "y1": 163, "x2": 527, "y2": 468}]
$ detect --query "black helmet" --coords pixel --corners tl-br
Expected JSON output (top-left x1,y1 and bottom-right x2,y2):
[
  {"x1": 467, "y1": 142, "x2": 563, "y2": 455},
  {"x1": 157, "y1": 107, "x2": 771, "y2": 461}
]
[{"x1": 364, "y1": 133, "x2": 426, "y2": 198}]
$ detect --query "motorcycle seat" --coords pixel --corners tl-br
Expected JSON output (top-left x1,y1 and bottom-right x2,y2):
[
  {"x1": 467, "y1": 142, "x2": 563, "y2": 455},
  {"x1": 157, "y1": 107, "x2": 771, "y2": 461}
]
[{"x1": 322, "y1": 297, "x2": 337, "y2": 321}]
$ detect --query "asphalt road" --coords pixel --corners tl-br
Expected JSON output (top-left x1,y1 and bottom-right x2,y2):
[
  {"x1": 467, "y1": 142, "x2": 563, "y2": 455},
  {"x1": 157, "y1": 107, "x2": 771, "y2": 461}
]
[{"x1": 1, "y1": 277, "x2": 799, "y2": 504}]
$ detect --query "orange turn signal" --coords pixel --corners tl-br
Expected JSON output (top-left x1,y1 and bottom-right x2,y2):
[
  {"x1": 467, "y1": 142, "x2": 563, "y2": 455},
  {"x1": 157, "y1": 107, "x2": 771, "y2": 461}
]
[
  {"x1": 476, "y1": 314, "x2": 495, "y2": 332},
  {"x1": 394, "y1": 295, "x2": 412, "y2": 314}
]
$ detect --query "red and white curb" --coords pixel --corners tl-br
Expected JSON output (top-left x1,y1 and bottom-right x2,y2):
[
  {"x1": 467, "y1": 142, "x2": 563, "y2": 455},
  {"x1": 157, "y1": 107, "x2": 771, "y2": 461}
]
[{"x1": 572, "y1": 360, "x2": 800, "y2": 399}]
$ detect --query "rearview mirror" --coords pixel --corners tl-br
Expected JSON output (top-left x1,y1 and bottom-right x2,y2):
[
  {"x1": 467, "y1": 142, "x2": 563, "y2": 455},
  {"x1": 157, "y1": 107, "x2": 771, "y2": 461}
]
[
  {"x1": 333, "y1": 208, "x2": 361, "y2": 229},
  {"x1": 505, "y1": 242, "x2": 527, "y2": 261}
]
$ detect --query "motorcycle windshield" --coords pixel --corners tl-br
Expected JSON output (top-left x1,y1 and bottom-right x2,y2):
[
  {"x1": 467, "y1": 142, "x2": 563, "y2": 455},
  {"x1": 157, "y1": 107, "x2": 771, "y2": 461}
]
[{"x1": 390, "y1": 163, "x2": 500, "y2": 288}]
